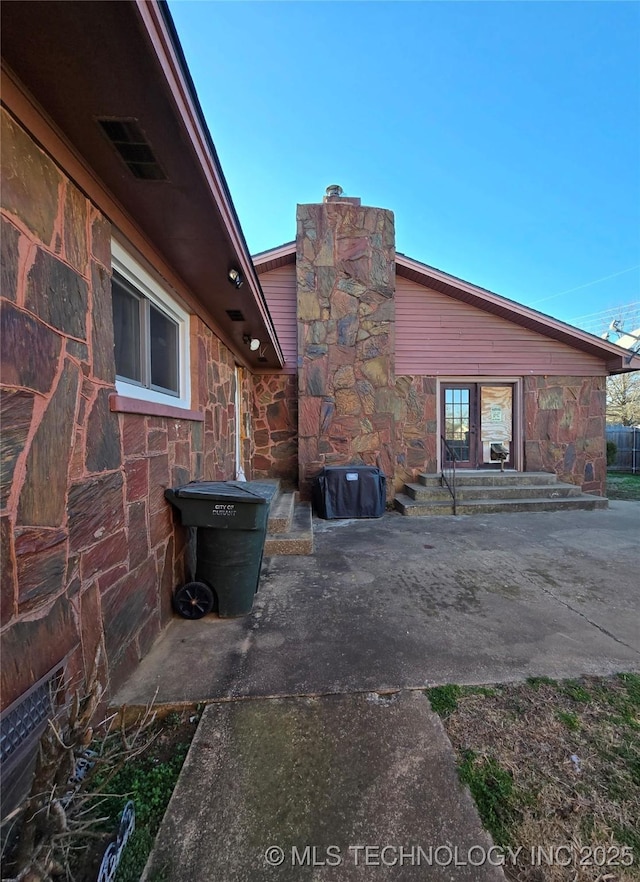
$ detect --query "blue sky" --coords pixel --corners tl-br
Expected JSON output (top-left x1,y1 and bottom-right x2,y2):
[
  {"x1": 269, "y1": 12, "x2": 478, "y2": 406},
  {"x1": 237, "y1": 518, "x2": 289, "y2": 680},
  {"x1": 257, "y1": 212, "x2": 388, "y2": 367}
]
[{"x1": 168, "y1": 1, "x2": 640, "y2": 336}]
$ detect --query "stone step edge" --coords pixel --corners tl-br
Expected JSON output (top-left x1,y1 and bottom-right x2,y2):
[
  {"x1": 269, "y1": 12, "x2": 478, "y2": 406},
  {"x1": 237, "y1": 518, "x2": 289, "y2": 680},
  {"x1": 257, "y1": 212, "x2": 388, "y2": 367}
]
[
  {"x1": 417, "y1": 471, "x2": 561, "y2": 487},
  {"x1": 403, "y1": 485, "x2": 453, "y2": 502},
  {"x1": 416, "y1": 469, "x2": 558, "y2": 487},
  {"x1": 267, "y1": 490, "x2": 296, "y2": 534},
  {"x1": 394, "y1": 494, "x2": 453, "y2": 516},
  {"x1": 264, "y1": 497, "x2": 314, "y2": 556},
  {"x1": 456, "y1": 495, "x2": 608, "y2": 512},
  {"x1": 403, "y1": 482, "x2": 583, "y2": 501},
  {"x1": 395, "y1": 492, "x2": 608, "y2": 516}
]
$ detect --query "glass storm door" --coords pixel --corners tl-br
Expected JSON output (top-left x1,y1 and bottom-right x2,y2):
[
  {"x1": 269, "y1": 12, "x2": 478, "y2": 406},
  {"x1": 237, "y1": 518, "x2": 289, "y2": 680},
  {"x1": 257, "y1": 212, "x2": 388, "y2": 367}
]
[
  {"x1": 442, "y1": 385, "x2": 478, "y2": 468},
  {"x1": 479, "y1": 384, "x2": 514, "y2": 469}
]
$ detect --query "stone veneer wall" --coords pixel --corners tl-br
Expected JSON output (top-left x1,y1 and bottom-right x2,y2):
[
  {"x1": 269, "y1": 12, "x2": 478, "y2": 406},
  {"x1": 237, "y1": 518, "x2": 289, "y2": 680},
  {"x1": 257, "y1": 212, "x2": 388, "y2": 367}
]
[
  {"x1": 0, "y1": 109, "x2": 246, "y2": 707},
  {"x1": 296, "y1": 199, "x2": 396, "y2": 498},
  {"x1": 394, "y1": 376, "x2": 438, "y2": 491},
  {"x1": 250, "y1": 371, "x2": 437, "y2": 495},
  {"x1": 524, "y1": 375, "x2": 606, "y2": 495},
  {"x1": 251, "y1": 374, "x2": 298, "y2": 487},
  {"x1": 190, "y1": 315, "x2": 248, "y2": 484},
  {"x1": 393, "y1": 375, "x2": 607, "y2": 495}
]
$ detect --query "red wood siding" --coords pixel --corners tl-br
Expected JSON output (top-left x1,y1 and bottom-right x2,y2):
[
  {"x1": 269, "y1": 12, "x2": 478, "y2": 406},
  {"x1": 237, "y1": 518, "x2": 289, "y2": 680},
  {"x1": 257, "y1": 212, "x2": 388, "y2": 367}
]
[
  {"x1": 258, "y1": 264, "x2": 297, "y2": 369},
  {"x1": 396, "y1": 277, "x2": 606, "y2": 377}
]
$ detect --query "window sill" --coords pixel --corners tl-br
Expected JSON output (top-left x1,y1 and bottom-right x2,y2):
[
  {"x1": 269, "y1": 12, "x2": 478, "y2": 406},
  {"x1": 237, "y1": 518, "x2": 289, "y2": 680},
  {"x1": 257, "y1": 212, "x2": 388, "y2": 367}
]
[{"x1": 109, "y1": 394, "x2": 204, "y2": 422}]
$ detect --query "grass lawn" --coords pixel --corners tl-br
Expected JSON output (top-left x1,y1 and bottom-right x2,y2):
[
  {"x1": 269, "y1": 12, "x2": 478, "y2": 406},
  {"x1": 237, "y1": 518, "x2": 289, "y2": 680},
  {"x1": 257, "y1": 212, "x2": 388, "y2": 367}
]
[
  {"x1": 427, "y1": 675, "x2": 640, "y2": 881},
  {"x1": 607, "y1": 472, "x2": 640, "y2": 500}
]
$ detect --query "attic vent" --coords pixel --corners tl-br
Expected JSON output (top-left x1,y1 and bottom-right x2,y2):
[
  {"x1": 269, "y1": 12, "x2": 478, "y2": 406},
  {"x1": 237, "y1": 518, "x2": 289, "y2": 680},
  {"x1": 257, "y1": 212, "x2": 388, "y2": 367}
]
[
  {"x1": 226, "y1": 310, "x2": 245, "y2": 322},
  {"x1": 97, "y1": 118, "x2": 167, "y2": 181}
]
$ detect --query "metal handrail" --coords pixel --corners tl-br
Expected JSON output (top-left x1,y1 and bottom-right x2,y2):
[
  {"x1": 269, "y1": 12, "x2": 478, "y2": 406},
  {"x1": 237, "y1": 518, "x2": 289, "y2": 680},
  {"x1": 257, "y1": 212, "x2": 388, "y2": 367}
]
[{"x1": 441, "y1": 436, "x2": 458, "y2": 515}]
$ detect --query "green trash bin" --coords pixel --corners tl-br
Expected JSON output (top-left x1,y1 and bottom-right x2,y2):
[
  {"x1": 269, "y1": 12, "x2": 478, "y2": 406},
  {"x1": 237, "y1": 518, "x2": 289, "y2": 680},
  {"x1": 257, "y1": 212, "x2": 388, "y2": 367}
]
[{"x1": 165, "y1": 481, "x2": 277, "y2": 618}]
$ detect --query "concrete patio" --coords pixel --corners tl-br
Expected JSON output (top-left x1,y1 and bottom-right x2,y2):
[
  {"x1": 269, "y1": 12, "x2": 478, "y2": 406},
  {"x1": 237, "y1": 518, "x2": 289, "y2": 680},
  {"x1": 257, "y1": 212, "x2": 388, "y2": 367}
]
[
  {"x1": 118, "y1": 502, "x2": 639, "y2": 881},
  {"x1": 116, "y1": 501, "x2": 640, "y2": 708}
]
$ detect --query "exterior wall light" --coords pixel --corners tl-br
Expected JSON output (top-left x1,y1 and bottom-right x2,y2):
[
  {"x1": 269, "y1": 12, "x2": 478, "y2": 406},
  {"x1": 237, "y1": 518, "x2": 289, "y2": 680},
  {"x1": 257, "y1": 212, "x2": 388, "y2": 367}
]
[
  {"x1": 228, "y1": 268, "x2": 243, "y2": 288},
  {"x1": 242, "y1": 334, "x2": 260, "y2": 351}
]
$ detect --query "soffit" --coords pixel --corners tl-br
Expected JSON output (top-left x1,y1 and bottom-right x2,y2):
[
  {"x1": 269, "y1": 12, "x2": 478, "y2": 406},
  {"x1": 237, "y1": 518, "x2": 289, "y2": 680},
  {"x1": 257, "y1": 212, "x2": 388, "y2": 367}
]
[{"x1": 1, "y1": 0, "x2": 282, "y2": 368}]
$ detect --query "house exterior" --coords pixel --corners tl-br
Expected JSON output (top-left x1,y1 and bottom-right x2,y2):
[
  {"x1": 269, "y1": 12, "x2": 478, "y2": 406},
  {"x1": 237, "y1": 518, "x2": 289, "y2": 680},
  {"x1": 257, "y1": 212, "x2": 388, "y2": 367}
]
[
  {"x1": 0, "y1": 0, "x2": 283, "y2": 782},
  {"x1": 252, "y1": 190, "x2": 640, "y2": 500},
  {"x1": 2, "y1": 0, "x2": 638, "y2": 807}
]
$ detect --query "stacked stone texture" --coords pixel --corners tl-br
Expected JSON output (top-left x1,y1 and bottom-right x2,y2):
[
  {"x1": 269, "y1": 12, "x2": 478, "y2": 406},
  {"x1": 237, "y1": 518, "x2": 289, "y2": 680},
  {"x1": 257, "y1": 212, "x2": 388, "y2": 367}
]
[
  {"x1": 524, "y1": 375, "x2": 606, "y2": 493},
  {"x1": 296, "y1": 200, "x2": 397, "y2": 498},
  {"x1": 251, "y1": 374, "x2": 298, "y2": 486},
  {"x1": 393, "y1": 376, "x2": 438, "y2": 488},
  {"x1": 0, "y1": 110, "x2": 247, "y2": 706}
]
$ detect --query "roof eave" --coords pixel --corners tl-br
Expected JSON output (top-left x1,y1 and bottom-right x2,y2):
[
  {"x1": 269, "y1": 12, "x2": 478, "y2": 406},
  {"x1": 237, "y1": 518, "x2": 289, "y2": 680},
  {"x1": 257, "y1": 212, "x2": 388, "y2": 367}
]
[
  {"x1": 136, "y1": 1, "x2": 284, "y2": 366},
  {"x1": 252, "y1": 242, "x2": 297, "y2": 274},
  {"x1": 606, "y1": 351, "x2": 640, "y2": 374}
]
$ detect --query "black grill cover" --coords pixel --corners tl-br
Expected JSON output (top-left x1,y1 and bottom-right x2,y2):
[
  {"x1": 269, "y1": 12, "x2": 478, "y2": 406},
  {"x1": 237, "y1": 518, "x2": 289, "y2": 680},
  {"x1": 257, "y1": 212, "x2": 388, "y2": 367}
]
[{"x1": 313, "y1": 466, "x2": 386, "y2": 519}]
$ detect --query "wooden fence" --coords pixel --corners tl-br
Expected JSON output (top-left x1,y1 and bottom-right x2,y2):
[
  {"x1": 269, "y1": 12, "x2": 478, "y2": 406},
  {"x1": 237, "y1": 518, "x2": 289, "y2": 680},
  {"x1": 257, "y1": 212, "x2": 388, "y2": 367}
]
[{"x1": 606, "y1": 424, "x2": 640, "y2": 473}]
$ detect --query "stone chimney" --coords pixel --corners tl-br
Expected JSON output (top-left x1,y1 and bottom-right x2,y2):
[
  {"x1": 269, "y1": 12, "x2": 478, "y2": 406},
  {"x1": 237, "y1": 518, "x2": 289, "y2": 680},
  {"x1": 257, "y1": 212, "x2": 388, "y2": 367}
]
[{"x1": 296, "y1": 187, "x2": 396, "y2": 498}]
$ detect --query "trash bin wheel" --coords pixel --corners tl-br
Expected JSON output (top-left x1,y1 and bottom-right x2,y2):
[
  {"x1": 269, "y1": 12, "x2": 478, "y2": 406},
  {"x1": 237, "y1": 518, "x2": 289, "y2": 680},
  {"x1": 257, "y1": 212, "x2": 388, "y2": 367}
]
[{"x1": 173, "y1": 582, "x2": 214, "y2": 619}]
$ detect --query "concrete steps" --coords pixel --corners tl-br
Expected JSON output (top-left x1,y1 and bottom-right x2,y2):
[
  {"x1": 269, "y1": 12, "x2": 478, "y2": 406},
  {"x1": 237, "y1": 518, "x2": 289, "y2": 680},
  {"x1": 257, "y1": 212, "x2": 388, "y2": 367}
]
[
  {"x1": 404, "y1": 481, "x2": 583, "y2": 502},
  {"x1": 395, "y1": 470, "x2": 608, "y2": 517},
  {"x1": 264, "y1": 483, "x2": 313, "y2": 555},
  {"x1": 416, "y1": 470, "x2": 560, "y2": 488},
  {"x1": 394, "y1": 494, "x2": 455, "y2": 516},
  {"x1": 267, "y1": 489, "x2": 296, "y2": 533}
]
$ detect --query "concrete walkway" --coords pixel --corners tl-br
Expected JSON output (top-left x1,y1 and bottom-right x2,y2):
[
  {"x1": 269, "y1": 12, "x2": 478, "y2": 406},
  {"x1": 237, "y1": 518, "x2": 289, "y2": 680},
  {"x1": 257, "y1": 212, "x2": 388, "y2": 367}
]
[
  {"x1": 142, "y1": 692, "x2": 505, "y2": 881},
  {"x1": 125, "y1": 502, "x2": 640, "y2": 880}
]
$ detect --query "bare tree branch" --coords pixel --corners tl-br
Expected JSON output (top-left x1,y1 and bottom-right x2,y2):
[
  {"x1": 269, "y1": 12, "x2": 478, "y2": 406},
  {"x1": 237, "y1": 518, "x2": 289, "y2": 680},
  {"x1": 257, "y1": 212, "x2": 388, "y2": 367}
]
[{"x1": 606, "y1": 371, "x2": 640, "y2": 426}]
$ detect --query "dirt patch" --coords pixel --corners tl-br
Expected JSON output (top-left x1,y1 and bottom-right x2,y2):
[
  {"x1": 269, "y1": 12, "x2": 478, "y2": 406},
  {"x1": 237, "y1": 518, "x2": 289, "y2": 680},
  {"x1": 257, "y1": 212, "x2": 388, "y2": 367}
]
[{"x1": 427, "y1": 676, "x2": 640, "y2": 881}]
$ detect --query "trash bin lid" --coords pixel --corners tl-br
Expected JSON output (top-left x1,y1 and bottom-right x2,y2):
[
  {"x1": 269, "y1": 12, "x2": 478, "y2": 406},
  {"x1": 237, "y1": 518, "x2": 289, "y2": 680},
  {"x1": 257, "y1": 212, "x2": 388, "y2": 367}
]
[{"x1": 168, "y1": 481, "x2": 277, "y2": 504}]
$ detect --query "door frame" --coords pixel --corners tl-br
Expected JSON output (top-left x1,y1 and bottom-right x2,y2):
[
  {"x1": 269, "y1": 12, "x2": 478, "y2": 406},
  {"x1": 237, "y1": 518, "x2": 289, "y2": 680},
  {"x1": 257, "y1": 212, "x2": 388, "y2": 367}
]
[
  {"x1": 441, "y1": 382, "x2": 480, "y2": 468},
  {"x1": 436, "y1": 377, "x2": 523, "y2": 472},
  {"x1": 234, "y1": 365, "x2": 245, "y2": 480}
]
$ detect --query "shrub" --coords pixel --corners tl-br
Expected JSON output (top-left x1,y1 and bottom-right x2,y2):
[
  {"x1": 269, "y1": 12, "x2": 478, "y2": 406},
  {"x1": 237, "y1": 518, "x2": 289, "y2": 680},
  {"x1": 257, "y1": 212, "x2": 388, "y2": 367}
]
[{"x1": 606, "y1": 440, "x2": 618, "y2": 466}]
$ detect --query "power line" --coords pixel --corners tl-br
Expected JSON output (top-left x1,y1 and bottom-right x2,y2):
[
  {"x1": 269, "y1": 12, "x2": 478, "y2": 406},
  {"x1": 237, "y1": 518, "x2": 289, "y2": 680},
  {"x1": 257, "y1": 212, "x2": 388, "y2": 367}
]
[
  {"x1": 529, "y1": 265, "x2": 640, "y2": 306},
  {"x1": 568, "y1": 301, "x2": 640, "y2": 323},
  {"x1": 572, "y1": 307, "x2": 640, "y2": 336}
]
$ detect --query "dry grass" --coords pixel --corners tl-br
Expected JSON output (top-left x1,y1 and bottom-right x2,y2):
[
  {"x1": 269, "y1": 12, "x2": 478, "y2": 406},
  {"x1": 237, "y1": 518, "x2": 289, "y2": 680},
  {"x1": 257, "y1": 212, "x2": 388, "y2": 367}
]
[{"x1": 428, "y1": 675, "x2": 640, "y2": 881}]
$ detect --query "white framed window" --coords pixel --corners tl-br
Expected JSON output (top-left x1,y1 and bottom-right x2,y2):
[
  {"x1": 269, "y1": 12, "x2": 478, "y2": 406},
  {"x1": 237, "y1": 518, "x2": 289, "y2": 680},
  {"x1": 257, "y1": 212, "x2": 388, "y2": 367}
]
[{"x1": 111, "y1": 240, "x2": 191, "y2": 410}]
